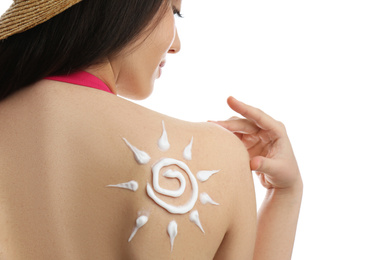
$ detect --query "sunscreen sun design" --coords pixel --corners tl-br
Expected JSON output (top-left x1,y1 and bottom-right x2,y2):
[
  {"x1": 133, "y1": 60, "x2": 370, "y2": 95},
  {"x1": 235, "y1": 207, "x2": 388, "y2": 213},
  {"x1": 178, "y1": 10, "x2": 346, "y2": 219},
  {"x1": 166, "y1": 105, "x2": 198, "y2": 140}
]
[{"x1": 107, "y1": 121, "x2": 220, "y2": 251}]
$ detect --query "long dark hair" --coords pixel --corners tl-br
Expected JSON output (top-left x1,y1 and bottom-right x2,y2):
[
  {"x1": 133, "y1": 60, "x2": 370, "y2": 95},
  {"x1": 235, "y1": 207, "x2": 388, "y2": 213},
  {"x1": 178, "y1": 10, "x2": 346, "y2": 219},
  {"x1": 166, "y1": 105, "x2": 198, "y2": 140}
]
[{"x1": 0, "y1": 0, "x2": 168, "y2": 101}]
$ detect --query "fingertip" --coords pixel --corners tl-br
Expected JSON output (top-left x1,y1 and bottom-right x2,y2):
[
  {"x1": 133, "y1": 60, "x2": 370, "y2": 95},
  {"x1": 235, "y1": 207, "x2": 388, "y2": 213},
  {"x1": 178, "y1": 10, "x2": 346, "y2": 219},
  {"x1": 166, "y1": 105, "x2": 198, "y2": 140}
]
[
  {"x1": 227, "y1": 96, "x2": 235, "y2": 102},
  {"x1": 250, "y1": 157, "x2": 262, "y2": 171},
  {"x1": 207, "y1": 119, "x2": 221, "y2": 124},
  {"x1": 227, "y1": 96, "x2": 243, "y2": 113},
  {"x1": 226, "y1": 96, "x2": 234, "y2": 107},
  {"x1": 207, "y1": 120, "x2": 226, "y2": 129},
  {"x1": 227, "y1": 96, "x2": 241, "y2": 104}
]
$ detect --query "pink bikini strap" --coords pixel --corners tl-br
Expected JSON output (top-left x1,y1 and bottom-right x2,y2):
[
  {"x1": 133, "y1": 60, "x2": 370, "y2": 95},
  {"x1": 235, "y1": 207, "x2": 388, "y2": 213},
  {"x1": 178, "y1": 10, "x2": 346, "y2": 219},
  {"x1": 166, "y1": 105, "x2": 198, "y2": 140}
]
[{"x1": 45, "y1": 71, "x2": 113, "y2": 94}]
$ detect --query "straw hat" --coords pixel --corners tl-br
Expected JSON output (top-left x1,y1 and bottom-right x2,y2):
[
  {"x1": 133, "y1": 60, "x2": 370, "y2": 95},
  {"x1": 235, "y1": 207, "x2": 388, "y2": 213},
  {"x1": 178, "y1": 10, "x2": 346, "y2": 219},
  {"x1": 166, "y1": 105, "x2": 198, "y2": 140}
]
[{"x1": 0, "y1": 0, "x2": 83, "y2": 40}]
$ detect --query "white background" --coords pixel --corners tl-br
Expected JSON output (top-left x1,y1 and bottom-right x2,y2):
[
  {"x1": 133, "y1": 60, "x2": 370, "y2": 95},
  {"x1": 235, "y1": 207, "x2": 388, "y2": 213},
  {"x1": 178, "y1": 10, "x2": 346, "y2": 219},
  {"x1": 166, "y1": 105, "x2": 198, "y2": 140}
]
[{"x1": 2, "y1": 1, "x2": 390, "y2": 259}]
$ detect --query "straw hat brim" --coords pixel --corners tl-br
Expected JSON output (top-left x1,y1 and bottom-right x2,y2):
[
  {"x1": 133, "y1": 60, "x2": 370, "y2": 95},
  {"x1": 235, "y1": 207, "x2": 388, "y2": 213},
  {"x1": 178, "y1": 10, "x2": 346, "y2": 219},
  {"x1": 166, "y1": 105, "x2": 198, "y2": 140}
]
[{"x1": 0, "y1": 0, "x2": 83, "y2": 40}]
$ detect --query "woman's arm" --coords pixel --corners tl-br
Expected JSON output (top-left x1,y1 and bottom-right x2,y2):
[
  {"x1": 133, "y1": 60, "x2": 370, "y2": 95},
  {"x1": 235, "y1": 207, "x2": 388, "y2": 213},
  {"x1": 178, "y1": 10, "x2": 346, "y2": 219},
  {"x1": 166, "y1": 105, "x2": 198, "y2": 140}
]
[
  {"x1": 255, "y1": 185, "x2": 302, "y2": 259},
  {"x1": 212, "y1": 97, "x2": 303, "y2": 260}
]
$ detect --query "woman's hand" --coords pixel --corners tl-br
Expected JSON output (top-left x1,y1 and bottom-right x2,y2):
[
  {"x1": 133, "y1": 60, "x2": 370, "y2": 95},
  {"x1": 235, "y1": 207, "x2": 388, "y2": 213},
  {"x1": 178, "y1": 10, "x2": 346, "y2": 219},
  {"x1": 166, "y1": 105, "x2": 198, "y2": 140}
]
[{"x1": 211, "y1": 96, "x2": 302, "y2": 191}]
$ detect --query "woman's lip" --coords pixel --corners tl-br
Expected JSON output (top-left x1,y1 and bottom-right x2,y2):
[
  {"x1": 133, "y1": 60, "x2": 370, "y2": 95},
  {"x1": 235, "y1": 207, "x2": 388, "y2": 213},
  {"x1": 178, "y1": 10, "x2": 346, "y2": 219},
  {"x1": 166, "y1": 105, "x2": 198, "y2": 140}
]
[
  {"x1": 157, "y1": 60, "x2": 166, "y2": 78},
  {"x1": 159, "y1": 60, "x2": 166, "y2": 68}
]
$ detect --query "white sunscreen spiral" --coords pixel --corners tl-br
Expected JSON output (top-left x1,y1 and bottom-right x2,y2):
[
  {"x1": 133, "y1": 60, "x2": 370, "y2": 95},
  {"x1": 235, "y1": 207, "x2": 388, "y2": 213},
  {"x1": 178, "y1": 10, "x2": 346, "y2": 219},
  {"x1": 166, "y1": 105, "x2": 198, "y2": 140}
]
[
  {"x1": 122, "y1": 137, "x2": 150, "y2": 164},
  {"x1": 197, "y1": 170, "x2": 220, "y2": 182},
  {"x1": 128, "y1": 215, "x2": 149, "y2": 242},
  {"x1": 162, "y1": 169, "x2": 186, "y2": 197},
  {"x1": 107, "y1": 180, "x2": 138, "y2": 191},
  {"x1": 183, "y1": 137, "x2": 193, "y2": 160},
  {"x1": 167, "y1": 220, "x2": 178, "y2": 251},
  {"x1": 189, "y1": 210, "x2": 205, "y2": 233},
  {"x1": 158, "y1": 120, "x2": 170, "y2": 151},
  {"x1": 146, "y1": 158, "x2": 198, "y2": 214},
  {"x1": 199, "y1": 192, "x2": 219, "y2": 205}
]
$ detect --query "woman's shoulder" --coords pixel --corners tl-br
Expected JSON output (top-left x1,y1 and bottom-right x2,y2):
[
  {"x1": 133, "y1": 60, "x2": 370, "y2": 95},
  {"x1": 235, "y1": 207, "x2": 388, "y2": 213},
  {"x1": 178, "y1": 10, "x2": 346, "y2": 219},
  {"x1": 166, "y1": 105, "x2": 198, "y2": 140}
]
[
  {"x1": 88, "y1": 95, "x2": 257, "y2": 259},
  {"x1": 57, "y1": 84, "x2": 258, "y2": 258},
  {"x1": 0, "y1": 82, "x2": 257, "y2": 259}
]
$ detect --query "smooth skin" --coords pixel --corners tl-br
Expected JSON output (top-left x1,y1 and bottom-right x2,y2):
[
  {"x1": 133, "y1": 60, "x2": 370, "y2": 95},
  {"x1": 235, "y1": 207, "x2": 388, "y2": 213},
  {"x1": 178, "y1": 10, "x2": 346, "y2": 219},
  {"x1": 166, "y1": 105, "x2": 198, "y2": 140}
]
[
  {"x1": 0, "y1": 82, "x2": 258, "y2": 260},
  {"x1": 212, "y1": 96, "x2": 303, "y2": 260}
]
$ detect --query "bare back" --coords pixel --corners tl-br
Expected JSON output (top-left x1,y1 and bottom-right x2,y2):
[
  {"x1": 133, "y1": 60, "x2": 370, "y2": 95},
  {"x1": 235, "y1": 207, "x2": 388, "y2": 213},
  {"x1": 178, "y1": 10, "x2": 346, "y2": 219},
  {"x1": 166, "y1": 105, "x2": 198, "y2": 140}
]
[{"x1": 0, "y1": 81, "x2": 257, "y2": 259}]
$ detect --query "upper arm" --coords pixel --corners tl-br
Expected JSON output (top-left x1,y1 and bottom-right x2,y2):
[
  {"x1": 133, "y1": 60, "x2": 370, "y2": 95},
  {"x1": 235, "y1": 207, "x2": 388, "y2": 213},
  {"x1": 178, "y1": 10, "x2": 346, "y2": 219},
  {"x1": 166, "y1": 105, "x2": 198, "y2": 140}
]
[{"x1": 209, "y1": 124, "x2": 258, "y2": 260}]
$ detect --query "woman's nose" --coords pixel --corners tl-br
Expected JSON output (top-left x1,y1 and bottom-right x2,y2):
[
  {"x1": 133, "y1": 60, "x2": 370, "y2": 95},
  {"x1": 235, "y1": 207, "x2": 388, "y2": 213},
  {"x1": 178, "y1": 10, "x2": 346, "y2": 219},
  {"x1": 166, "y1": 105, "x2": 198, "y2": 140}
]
[{"x1": 169, "y1": 28, "x2": 181, "y2": 54}]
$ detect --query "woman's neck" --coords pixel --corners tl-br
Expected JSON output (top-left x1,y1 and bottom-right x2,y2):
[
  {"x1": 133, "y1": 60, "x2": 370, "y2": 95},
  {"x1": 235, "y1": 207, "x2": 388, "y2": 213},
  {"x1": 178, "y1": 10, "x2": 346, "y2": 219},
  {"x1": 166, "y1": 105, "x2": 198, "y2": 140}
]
[{"x1": 85, "y1": 60, "x2": 118, "y2": 95}]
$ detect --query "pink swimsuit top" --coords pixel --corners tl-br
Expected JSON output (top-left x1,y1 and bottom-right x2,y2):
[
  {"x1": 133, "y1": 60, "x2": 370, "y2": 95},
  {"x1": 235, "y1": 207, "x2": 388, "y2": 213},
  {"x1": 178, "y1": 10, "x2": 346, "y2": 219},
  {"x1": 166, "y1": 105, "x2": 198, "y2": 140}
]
[{"x1": 45, "y1": 71, "x2": 113, "y2": 94}]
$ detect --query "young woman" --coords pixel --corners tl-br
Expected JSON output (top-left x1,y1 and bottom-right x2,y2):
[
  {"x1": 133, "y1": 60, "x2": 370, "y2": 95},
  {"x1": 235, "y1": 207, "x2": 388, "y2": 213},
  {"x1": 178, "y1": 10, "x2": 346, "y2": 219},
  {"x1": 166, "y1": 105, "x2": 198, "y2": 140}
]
[{"x1": 0, "y1": 0, "x2": 302, "y2": 259}]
